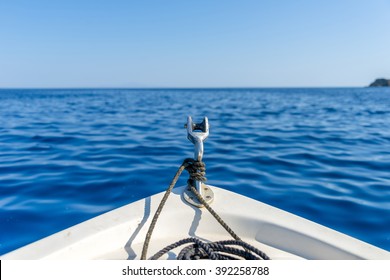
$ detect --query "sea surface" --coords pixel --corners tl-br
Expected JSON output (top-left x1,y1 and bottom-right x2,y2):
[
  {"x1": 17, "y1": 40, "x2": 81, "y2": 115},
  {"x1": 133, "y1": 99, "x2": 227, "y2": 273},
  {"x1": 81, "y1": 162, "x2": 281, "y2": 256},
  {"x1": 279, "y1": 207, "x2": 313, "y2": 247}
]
[{"x1": 1, "y1": 88, "x2": 390, "y2": 255}]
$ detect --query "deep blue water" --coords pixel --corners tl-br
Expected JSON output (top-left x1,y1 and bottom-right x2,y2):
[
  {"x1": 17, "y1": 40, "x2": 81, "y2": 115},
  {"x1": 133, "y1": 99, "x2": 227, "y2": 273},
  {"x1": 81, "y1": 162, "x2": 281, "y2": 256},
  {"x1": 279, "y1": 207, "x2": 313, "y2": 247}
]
[{"x1": 1, "y1": 88, "x2": 390, "y2": 255}]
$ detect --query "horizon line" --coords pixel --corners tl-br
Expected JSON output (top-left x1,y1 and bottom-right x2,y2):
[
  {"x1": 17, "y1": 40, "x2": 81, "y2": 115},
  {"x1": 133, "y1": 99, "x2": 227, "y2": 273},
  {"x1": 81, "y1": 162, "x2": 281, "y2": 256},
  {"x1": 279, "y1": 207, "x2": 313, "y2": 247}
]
[{"x1": 0, "y1": 85, "x2": 371, "y2": 90}]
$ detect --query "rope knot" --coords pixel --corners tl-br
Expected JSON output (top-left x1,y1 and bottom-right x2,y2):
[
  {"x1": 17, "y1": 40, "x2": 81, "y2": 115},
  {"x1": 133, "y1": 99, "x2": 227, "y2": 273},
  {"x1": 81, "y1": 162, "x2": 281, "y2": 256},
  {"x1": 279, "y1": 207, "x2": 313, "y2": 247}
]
[{"x1": 184, "y1": 158, "x2": 207, "y2": 184}]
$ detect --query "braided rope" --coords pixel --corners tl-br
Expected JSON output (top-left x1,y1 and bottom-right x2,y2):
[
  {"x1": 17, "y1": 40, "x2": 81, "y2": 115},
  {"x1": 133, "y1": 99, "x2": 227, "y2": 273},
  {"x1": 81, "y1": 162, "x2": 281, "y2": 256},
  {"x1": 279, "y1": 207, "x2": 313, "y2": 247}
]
[
  {"x1": 150, "y1": 237, "x2": 270, "y2": 260},
  {"x1": 140, "y1": 159, "x2": 190, "y2": 260}
]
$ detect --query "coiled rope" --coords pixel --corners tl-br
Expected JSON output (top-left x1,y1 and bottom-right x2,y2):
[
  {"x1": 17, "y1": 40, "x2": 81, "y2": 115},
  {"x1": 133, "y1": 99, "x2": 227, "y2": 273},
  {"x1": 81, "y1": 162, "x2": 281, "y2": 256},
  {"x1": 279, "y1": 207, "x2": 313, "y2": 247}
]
[
  {"x1": 140, "y1": 158, "x2": 270, "y2": 260},
  {"x1": 150, "y1": 237, "x2": 270, "y2": 260}
]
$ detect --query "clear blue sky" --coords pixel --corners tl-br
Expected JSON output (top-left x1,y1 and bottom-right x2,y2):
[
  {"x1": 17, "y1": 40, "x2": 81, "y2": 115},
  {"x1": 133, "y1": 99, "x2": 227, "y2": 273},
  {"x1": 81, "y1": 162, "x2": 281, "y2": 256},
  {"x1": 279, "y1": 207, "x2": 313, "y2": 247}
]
[{"x1": 1, "y1": 0, "x2": 389, "y2": 88}]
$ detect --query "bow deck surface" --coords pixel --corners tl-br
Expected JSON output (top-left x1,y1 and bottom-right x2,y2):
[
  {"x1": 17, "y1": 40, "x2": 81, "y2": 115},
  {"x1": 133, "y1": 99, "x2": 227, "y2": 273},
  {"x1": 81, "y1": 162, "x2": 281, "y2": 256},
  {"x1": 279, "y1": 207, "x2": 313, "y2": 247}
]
[{"x1": 2, "y1": 186, "x2": 390, "y2": 260}]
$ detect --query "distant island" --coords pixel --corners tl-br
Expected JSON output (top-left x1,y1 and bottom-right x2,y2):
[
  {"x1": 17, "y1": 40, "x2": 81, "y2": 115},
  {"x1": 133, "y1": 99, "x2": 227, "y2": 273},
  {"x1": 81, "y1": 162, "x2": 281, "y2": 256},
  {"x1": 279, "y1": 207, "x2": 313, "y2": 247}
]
[{"x1": 369, "y1": 78, "x2": 390, "y2": 87}]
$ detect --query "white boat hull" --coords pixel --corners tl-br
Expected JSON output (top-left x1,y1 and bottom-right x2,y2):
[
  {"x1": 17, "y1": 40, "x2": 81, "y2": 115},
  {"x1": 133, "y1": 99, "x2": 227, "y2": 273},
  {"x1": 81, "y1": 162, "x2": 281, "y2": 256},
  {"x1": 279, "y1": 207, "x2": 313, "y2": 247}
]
[{"x1": 2, "y1": 186, "x2": 390, "y2": 260}]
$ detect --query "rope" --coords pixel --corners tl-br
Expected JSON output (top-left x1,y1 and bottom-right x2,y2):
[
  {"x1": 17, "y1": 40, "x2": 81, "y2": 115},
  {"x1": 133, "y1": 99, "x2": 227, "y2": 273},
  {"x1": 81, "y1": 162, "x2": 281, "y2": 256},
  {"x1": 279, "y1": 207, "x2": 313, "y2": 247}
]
[
  {"x1": 150, "y1": 237, "x2": 270, "y2": 260},
  {"x1": 185, "y1": 158, "x2": 207, "y2": 183},
  {"x1": 188, "y1": 184, "x2": 242, "y2": 241},
  {"x1": 140, "y1": 158, "x2": 271, "y2": 260},
  {"x1": 140, "y1": 158, "x2": 190, "y2": 260}
]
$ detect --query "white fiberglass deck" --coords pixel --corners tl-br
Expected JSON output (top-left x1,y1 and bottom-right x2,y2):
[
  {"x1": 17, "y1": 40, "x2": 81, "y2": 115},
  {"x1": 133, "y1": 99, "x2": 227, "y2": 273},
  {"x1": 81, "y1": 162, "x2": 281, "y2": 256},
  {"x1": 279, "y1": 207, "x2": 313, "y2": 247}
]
[{"x1": 2, "y1": 186, "x2": 390, "y2": 260}]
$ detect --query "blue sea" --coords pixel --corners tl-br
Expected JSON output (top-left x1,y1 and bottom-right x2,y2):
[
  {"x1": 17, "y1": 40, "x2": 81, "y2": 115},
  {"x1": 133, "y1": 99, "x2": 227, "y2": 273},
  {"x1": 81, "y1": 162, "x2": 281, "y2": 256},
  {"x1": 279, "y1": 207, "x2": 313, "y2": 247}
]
[{"x1": 1, "y1": 88, "x2": 390, "y2": 255}]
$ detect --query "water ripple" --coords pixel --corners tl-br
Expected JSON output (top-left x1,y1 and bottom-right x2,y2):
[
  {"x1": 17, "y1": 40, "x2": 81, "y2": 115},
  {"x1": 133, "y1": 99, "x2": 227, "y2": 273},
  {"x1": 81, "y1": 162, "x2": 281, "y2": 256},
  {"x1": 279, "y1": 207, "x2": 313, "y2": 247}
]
[{"x1": 1, "y1": 88, "x2": 390, "y2": 254}]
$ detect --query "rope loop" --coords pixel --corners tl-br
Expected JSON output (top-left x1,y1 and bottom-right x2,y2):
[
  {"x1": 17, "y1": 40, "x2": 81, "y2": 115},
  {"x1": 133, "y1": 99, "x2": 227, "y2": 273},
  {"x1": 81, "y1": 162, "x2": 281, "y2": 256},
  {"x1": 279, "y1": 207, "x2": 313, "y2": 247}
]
[{"x1": 183, "y1": 158, "x2": 207, "y2": 184}]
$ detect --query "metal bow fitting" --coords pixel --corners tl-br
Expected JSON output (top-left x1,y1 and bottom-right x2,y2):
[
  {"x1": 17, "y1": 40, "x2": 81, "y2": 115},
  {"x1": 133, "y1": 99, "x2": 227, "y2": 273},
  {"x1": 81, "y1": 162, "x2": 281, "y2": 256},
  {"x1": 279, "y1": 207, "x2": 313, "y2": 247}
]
[
  {"x1": 184, "y1": 116, "x2": 214, "y2": 206},
  {"x1": 186, "y1": 116, "x2": 209, "y2": 162}
]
